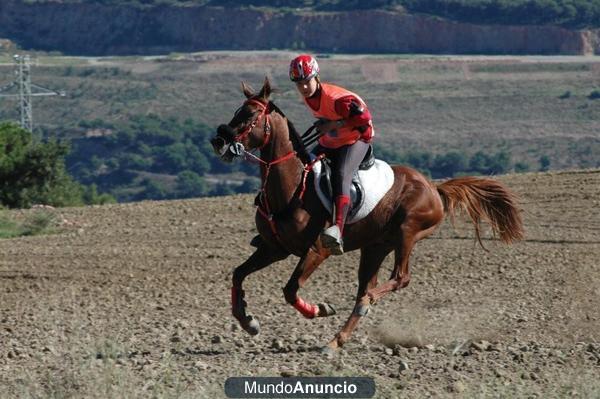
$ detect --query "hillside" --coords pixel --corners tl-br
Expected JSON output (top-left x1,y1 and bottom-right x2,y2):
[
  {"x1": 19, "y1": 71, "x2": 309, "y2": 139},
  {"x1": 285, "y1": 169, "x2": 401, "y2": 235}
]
[
  {"x1": 8, "y1": 0, "x2": 600, "y2": 29},
  {"x1": 0, "y1": 169, "x2": 599, "y2": 397},
  {"x1": 0, "y1": 52, "x2": 598, "y2": 202},
  {"x1": 0, "y1": 1, "x2": 599, "y2": 55}
]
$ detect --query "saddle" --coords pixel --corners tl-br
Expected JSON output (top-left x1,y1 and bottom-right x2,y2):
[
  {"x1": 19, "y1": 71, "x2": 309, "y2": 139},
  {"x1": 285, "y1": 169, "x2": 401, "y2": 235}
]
[
  {"x1": 249, "y1": 145, "x2": 393, "y2": 247},
  {"x1": 313, "y1": 145, "x2": 394, "y2": 225}
]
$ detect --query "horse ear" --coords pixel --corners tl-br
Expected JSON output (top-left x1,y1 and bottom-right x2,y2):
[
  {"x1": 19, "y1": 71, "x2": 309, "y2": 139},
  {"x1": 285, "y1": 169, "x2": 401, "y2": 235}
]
[
  {"x1": 258, "y1": 77, "x2": 271, "y2": 100},
  {"x1": 241, "y1": 82, "x2": 254, "y2": 99}
]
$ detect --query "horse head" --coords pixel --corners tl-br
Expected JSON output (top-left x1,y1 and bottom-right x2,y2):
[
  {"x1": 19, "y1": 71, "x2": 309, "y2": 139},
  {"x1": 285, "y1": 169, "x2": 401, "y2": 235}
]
[{"x1": 211, "y1": 77, "x2": 273, "y2": 163}]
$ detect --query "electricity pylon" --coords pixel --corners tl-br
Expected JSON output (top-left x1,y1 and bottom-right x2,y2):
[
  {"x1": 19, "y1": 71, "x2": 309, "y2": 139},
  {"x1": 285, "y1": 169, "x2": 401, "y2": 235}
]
[{"x1": 0, "y1": 54, "x2": 65, "y2": 136}]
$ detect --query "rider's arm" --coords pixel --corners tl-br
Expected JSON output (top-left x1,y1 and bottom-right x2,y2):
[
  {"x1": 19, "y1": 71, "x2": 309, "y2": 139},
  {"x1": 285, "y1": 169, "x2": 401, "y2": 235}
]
[{"x1": 334, "y1": 95, "x2": 372, "y2": 130}]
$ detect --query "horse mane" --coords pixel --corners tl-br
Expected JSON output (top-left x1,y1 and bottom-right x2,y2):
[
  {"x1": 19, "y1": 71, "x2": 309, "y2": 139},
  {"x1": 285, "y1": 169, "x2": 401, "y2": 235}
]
[{"x1": 269, "y1": 101, "x2": 312, "y2": 164}]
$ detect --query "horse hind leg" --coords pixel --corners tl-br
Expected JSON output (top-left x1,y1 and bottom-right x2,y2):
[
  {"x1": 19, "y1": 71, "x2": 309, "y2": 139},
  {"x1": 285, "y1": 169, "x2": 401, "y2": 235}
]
[
  {"x1": 232, "y1": 241, "x2": 288, "y2": 335},
  {"x1": 367, "y1": 224, "x2": 438, "y2": 303},
  {"x1": 325, "y1": 244, "x2": 391, "y2": 352}
]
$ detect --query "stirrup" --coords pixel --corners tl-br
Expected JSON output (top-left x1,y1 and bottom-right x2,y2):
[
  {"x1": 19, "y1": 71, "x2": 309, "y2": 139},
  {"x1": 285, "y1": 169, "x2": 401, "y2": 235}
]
[{"x1": 320, "y1": 225, "x2": 344, "y2": 255}]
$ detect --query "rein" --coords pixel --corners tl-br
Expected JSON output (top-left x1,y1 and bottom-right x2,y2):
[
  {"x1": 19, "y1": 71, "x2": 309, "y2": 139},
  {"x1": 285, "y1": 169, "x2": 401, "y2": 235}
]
[{"x1": 233, "y1": 100, "x2": 323, "y2": 248}]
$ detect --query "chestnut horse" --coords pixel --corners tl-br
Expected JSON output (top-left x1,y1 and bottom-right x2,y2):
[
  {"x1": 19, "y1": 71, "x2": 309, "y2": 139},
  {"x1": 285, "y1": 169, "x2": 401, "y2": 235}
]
[{"x1": 211, "y1": 78, "x2": 523, "y2": 352}]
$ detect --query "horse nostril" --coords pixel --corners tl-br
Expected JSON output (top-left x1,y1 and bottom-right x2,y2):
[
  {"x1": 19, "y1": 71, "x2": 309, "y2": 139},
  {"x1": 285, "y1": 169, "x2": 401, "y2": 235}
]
[{"x1": 211, "y1": 136, "x2": 226, "y2": 149}]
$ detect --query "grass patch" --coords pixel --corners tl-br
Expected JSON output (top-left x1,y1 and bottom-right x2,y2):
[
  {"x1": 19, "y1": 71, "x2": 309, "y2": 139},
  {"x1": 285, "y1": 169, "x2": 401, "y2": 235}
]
[
  {"x1": 0, "y1": 210, "x2": 57, "y2": 239},
  {"x1": 0, "y1": 212, "x2": 22, "y2": 239}
]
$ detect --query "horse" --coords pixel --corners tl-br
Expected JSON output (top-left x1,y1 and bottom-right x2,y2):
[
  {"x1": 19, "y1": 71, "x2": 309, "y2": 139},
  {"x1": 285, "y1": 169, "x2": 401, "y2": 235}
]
[{"x1": 210, "y1": 77, "x2": 524, "y2": 352}]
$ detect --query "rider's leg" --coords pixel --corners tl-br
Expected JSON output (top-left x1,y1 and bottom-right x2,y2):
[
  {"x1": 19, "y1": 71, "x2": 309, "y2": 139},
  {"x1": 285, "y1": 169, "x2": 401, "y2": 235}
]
[{"x1": 320, "y1": 140, "x2": 370, "y2": 255}]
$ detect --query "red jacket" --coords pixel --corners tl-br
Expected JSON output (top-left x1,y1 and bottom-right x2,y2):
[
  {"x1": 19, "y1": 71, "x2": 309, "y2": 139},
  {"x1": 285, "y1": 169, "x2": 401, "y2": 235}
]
[{"x1": 304, "y1": 83, "x2": 374, "y2": 149}]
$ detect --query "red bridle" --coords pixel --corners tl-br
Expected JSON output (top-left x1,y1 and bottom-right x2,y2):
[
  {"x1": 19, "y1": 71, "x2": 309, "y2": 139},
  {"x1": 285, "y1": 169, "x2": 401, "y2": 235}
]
[
  {"x1": 227, "y1": 98, "x2": 324, "y2": 250},
  {"x1": 234, "y1": 98, "x2": 272, "y2": 150}
]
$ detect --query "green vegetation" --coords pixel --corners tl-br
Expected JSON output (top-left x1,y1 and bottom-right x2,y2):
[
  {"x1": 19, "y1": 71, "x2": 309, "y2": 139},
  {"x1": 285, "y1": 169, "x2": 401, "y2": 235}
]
[
  {"x1": 539, "y1": 155, "x2": 551, "y2": 171},
  {"x1": 64, "y1": 112, "x2": 539, "y2": 201},
  {"x1": 0, "y1": 122, "x2": 115, "y2": 208},
  {"x1": 589, "y1": 89, "x2": 600, "y2": 99},
  {"x1": 0, "y1": 122, "x2": 83, "y2": 208},
  {"x1": 20, "y1": 0, "x2": 600, "y2": 28},
  {"x1": 0, "y1": 208, "x2": 57, "y2": 238},
  {"x1": 559, "y1": 90, "x2": 572, "y2": 99},
  {"x1": 399, "y1": 0, "x2": 600, "y2": 28},
  {"x1": 67, "y1": 114, "x2": 257, "y2": 202},
  {"x1": 377, "y1": 146, "x2": 523, "y2": 178},
  {"x1": 2, "y1": 54, "x2": 598, "y2": 203}
]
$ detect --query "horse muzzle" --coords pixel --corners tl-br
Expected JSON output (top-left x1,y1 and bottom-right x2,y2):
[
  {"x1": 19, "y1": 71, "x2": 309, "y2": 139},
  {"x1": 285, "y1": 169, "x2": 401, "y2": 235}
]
[
  {"x1": 211, "y1": 136, "x2": 228, "y2": 156},
  {"x1": 212, "y1": 126, "x2": 246, "y2": 163}
]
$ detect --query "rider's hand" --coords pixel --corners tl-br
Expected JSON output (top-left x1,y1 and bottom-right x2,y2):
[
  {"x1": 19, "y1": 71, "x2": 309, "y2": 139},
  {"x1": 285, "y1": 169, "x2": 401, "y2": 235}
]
[{"x1": 315, "y1": 119, "x2": 343, "y2": 134}]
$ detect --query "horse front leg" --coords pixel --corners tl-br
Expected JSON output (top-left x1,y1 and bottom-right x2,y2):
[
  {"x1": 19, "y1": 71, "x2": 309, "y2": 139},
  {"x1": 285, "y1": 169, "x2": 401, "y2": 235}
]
[
  {"x1": 232, "y1": 241, "x2": 288, "y2": 335},
  {"x1": 282, "y1": 246, "x2": 334, "y2": 319}
]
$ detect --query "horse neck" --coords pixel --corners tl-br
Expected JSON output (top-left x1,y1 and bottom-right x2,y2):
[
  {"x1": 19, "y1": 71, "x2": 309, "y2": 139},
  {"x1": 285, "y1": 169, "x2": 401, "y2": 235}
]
[{"x1": 259, "y1": 113, "x2": 302, "y2": 214}]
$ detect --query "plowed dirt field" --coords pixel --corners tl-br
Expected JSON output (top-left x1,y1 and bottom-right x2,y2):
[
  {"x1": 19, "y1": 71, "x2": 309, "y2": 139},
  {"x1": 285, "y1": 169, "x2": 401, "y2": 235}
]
[{"x1": 1, "y1": 169, "x2": 599, "y2": 398}]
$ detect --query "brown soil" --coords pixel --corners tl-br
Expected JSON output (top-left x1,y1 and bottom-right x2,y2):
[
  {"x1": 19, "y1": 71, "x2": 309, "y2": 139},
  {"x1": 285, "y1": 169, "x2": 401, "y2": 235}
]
[{"x1": 1, "y1": 169, "x2": 599, "y2": 398}]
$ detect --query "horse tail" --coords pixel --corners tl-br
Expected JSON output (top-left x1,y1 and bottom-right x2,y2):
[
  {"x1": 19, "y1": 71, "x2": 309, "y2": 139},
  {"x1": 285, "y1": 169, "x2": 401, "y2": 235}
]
[{"x1": 436, "y1": 176, "x2": 524, "y2": 247}]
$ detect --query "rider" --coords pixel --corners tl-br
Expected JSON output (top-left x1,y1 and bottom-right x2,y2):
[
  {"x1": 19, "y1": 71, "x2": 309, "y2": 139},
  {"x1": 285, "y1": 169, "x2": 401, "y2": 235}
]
[{"x1": 289, "y1": 54, "x2": 375, "y2": 255}]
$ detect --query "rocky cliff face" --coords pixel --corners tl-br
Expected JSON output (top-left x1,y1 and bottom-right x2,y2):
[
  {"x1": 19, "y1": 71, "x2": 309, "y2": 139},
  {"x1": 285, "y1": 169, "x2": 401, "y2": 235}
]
[
  {"x1": 0, "y1": 1, "x2": 597, "y2": 55},
  {"x1": 587, "y1": 29, "x2": 600, "y2": 54}
]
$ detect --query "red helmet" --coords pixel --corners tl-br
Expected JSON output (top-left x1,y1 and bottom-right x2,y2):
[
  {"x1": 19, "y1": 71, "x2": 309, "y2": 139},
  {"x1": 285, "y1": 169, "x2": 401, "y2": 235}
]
[{"x1": 289, "y1": 54, "x2": 319, "y2": 82}]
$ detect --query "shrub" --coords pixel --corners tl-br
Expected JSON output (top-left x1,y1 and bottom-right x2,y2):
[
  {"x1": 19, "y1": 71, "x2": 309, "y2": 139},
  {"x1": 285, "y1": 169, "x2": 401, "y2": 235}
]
[
  {"x1": 539, "y1": 155, "x2": 551, "y2": 171},
  {"x1": 0, "y1": 209, "x2": 58, "y2": 238},
  {"x1": 83, "y1": 184, "x2": 117, "y2": 205},
  {"x1": 588, "y1": 89, "x2": 600, "y2": 100},
  {"x1": 559, "y1": 90, "x2": 571, "y2": 99},
  {"x1": 0, "y1": 122, "x2": 84, "y2": 208},
  {"x1": 514, "y1": 162, "x2": 530, "y2": 172}
]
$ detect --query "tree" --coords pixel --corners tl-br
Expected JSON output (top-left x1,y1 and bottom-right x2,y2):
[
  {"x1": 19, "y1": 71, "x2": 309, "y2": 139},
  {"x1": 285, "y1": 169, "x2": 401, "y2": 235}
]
[
  {"x1": 514, "y1": 161, "x2": 530, "y2": 172},
  {"x1": 469, "y1": 151, "x2": 491, "y2": 174},
  {"x1": 139, "y1": 178, "x2": 168, "y2": 200},
  {"x1": 83, "y1": 184, "x2": 116, "y2": 205},
  {"x1": 0, "y1": 122, "x2": 84, "y2": 208},
  {"x1": 539, "y1": 155, "x2": 551, "y2": 171},
  {"x1": 175, "y1": 171, "x2": 208, "y2": 198},
  {"x1": 431, "y1": 151, "x2": 468, "y2": 178},
  {"x1": 211, "y1": 182, "x2": 235, "y2": 196},
  {"x1": 487, "y1": 151, "x2": 511, "y2": 175},
  {"x1": 469, "y1": 150, "x2": 511, "y2": 175}
]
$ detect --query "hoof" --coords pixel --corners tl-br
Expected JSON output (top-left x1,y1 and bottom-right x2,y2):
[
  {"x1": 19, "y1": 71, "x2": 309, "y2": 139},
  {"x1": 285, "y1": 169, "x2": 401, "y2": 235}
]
[
  {"x1": 317, "y1": 303, "x2": 337, "y2": 317},
  {"x1": 352, "y1": 303, "x2": 370, "y2": 317},
  {"x1": 241, "y1": 316, "x2": 260, "y2": 336}
]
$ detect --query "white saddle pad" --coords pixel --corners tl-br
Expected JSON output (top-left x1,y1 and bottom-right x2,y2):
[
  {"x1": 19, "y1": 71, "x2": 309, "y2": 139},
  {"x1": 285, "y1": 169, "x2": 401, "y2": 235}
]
[{"x1": 312, "y1": 159, "x2": 394, "y2": 224}]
